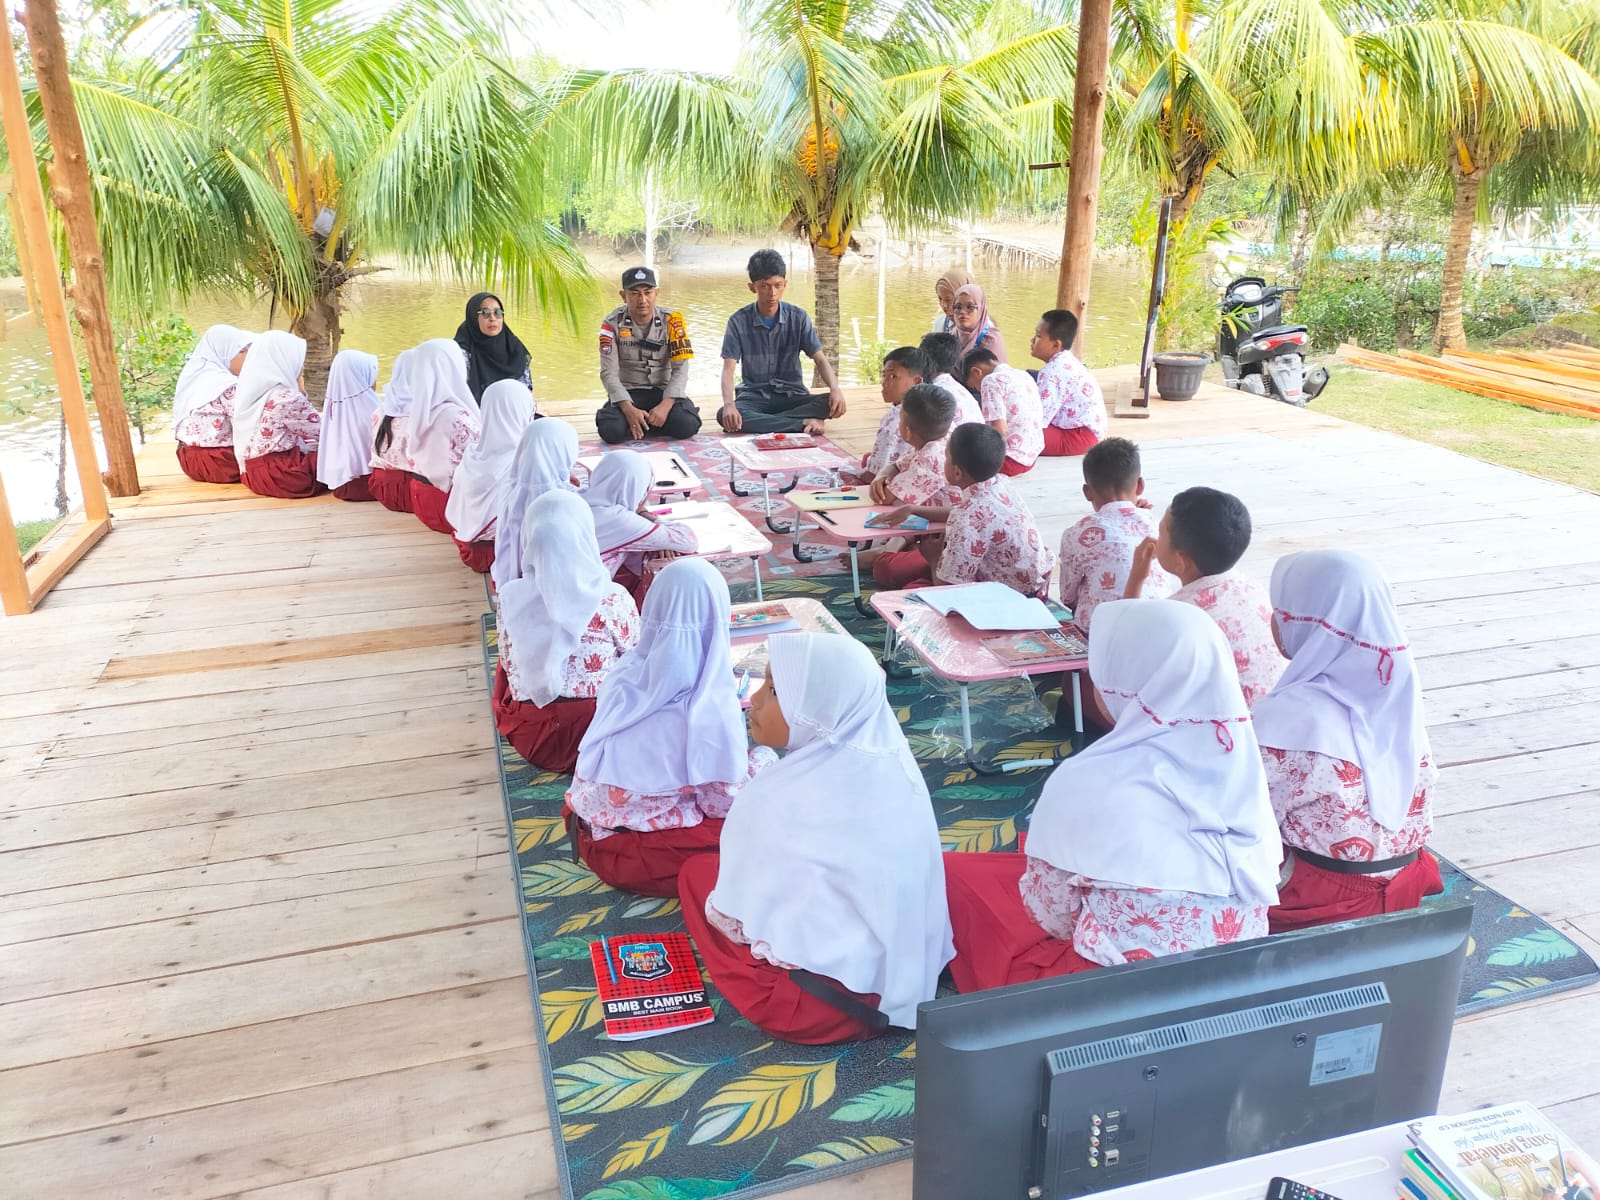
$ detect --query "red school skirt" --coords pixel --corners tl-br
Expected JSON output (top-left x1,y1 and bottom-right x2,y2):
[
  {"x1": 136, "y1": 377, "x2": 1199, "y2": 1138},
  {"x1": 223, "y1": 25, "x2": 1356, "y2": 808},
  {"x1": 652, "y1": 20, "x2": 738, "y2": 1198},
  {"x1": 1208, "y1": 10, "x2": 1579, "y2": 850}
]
[
  {"x1": 410, "y1": 477, "x2": 455, "y2": 534},
  {"x1": 368, "y1": 466, "x2": 414, "y2": 513},
  {"x1": 1268, "y1": 849, "x2": 1444, "y2": 934},
  {"x1": 241, "y1": 449, "x2": 325, "y2": 499},
  {"x1": 678, "y1": 854, "x2": 886, "y2": 1044},
  {"x1": 455, "y1": 538, "x2": 495, "y2": 573},
  {"x1": 176, "y1": 442, "x2": 241, "y2": 484},
  {"x1": 941, "y1": 851, "x2": 1100, "y2": 993},
  {"x1": 570, "y1": 810, "x2": 725, "y2": 898},
  {"x1": 1041, "y1": 425, "x2": 1099, "y2": 457},
  {"x1": 491, "y1": 662, "x2": 595, "y2": 775},
  {"x1": 332, "y1": 475, "x2": 375, "y2": 502}
]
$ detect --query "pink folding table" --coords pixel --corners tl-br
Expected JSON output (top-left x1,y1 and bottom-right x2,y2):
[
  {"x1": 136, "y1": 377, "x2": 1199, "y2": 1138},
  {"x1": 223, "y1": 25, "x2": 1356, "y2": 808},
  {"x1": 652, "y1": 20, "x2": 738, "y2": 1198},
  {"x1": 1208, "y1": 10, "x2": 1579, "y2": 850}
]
[
  {"x1": 785, "y1": 490, "x2": 947, "y2": 613},
  {"x1": 643, "y1": 499, "x2": 774, "y2": 600},
  {"x1": 728, "y1": 598, "x2": 849, "y2": 706},
  {"x1": 722, "y1": 436, "x2": 854, "y2": 533},
  {"x1": 575, "y1": 450, "x2": 704, "y2": 500}
]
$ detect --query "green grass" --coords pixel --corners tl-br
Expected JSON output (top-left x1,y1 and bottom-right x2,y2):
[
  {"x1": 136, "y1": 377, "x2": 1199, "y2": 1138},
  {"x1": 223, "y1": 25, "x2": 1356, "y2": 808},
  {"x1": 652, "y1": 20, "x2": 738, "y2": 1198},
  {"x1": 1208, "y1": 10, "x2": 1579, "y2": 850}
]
[
  {"x1": 1319, "y1": 367, "x2": 1600, "y2": 493},
  {"x1": 15, "y1": 518, "x2": 57, "y2": 555}
]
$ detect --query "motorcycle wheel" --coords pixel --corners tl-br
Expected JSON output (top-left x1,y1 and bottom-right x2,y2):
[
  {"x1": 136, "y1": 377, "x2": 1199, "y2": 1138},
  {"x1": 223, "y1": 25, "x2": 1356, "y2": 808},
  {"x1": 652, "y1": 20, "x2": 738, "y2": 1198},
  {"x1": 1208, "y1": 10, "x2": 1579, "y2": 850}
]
[{"x1": 1239, "y1": 375, "x2": 1267, "y2": 397}]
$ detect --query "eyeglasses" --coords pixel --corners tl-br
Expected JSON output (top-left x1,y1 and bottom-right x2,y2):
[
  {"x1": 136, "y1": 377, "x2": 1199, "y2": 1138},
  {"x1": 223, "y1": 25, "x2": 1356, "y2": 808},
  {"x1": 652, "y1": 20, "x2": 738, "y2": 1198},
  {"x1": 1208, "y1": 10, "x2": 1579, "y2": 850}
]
[
  {"x1": 951, "y1": 303, "x2": 979, "y2": 314},
  {"x1": 477, "y1": 308, "x2": 504, "y2": 319}
]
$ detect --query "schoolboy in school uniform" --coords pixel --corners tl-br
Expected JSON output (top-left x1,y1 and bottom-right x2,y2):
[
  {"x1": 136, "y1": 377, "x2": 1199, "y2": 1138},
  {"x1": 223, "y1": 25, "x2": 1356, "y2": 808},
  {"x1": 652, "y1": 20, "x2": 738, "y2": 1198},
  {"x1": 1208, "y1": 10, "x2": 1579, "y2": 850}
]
[
  {"x1": 871, "y1": 423, "x2": 1051, "y2": 597},
  {"x1": 1058, "y1": 438, "x2": 1173, "y2": 639},
  {"x1": 963, "y1": 347, "x2": 1043, "y2": 476},
  {"x1": 868, "y1": 384, "x2": 960, "y2": 508},
  {"x1": 919, "y1": 332, "x2": 985, "y2": 427},
  {"x1": 1124, "y1": 485, "x2": 1283, "y2": 707},
  {"x1": 1033, "y1": 309, "x2": 1105, "y2": 457},
  {"x1": 858, "y1": 345, "x2": 929, "y2": 482}
]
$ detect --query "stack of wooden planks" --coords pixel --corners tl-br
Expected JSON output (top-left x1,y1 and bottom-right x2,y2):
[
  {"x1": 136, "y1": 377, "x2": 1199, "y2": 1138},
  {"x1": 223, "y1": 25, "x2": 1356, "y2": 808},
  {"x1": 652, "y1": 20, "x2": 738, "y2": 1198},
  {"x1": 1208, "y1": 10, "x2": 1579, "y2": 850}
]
[{"x1": 1338, "y1": 342, "x2": 1600, "y2": 421}]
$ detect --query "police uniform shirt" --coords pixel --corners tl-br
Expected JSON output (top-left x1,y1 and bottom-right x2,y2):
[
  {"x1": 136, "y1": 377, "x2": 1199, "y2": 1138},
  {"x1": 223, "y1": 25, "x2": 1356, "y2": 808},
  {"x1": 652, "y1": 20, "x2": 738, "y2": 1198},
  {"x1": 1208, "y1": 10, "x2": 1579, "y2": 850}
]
[{"x1": 599, "y1": 305, "x2": 694, "y2": 406}]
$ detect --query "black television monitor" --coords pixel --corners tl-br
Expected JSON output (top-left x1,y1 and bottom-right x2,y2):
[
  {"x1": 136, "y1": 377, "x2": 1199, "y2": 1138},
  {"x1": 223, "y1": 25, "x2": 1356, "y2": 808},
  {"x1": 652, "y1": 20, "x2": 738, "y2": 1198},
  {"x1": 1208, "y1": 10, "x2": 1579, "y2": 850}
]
[{"x1": 912, "y1": 901, "x2": 1473, "y2": 1199}]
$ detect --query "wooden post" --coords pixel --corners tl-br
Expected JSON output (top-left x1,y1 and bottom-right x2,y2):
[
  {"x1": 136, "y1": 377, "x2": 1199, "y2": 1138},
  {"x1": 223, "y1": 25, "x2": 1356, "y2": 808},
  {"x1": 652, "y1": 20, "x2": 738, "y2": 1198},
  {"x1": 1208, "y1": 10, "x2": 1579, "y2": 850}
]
[
  {"x1": 1055, "y1": 0, "x2": 1114, "y2": 357},
  {"x1": 16, "y1": 0, "x2": 139, "y2": 497}
]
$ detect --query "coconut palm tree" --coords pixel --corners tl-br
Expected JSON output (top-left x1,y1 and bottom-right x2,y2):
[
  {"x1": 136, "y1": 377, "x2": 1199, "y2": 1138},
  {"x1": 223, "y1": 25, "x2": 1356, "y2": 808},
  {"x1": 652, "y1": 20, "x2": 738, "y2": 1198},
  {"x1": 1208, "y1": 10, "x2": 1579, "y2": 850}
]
[
  {"x1": 42, "y1": 0, "x2": 588, "y2": 398},
  {"x1": 550, "y1": 0, "x2": 1078, "y2": 363}
]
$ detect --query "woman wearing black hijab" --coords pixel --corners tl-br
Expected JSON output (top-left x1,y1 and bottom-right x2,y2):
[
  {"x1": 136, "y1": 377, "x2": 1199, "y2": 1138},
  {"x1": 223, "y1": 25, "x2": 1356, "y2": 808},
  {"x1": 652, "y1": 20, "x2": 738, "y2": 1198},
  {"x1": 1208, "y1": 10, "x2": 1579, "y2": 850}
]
[{"x1": 454, "y1": 291, "x2": 532, "y2": 404}]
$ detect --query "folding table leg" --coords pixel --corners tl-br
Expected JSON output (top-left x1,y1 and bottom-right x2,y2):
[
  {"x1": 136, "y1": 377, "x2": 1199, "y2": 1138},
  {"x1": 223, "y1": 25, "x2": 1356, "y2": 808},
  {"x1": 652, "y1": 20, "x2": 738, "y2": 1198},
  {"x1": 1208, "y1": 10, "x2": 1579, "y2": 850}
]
[
  {"x1": 752, "y1": 558, "x2": 764, "y2": 601},
  {"x1": 960, "y1": 683, "x2": 973, "y2": 753}
]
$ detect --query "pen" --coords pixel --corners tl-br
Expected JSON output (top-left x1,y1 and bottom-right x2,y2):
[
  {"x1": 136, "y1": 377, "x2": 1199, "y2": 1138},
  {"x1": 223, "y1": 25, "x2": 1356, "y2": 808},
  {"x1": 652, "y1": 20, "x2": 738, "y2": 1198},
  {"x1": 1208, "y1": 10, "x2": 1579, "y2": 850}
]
[
  {"x1": 651, "y1": 506, "x2": 674, "y2": 516},
  {"x1": 736, "y1": 669, "x2": 751, "y2": 699},
  {"x1": 670, "y1": 455, "x2": 690, "y2": 476},
  {"x1": 600, "y1": 935, "x2": 618, "y2": 985},
  {"x1": 816, "y1": 511, "x2": 837, "y2": 526}
]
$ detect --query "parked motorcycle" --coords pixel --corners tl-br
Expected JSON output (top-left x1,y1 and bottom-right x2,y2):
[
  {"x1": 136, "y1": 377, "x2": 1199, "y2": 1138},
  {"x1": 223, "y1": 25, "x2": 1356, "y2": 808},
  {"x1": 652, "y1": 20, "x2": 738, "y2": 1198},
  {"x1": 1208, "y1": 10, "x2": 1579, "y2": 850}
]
[{"x1": 1218, "y1": 276, "x2": 1328, "y2": 407}]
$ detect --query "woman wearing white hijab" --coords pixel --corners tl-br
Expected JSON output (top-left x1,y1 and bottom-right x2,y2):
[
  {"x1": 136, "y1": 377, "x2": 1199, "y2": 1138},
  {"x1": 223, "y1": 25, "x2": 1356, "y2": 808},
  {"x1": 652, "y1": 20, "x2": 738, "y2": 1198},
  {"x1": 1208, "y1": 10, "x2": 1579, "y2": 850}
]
[
  {"x1": 316, "y1": 350, "x2": 382, "y2": 501},
  {"x1": 583, "y1": 450, "x2": 698, "y2": 602},
  {"x1": 401, "y1": 338, "x2": 484, "y2": 534},
  {"x1": 445, "y1": 379, "x2": 535, "y2": 573},
  {"x1": 943, "y1": 600, "x2": 1281, "y2": 992},
  {"x1": 174, "y1": 324, "x2": 254, "y2": 483},
  {"x1": 1255, "y1": 550, "x2": 1440, "y2": 931},
  {"x1": 568, "y1": 558, "x2": 773, "y2": 896},
  {"x1": 368, "y1": 348, "x2": 416, "y2": 512},
  {"x1": 234, "y1": 330, "x2": 324, "y2": 499},
  {"x1": 490, "y1": 418, "x2": 581, "y2": 593},
  {"x1": 679, "y1": 633, "x2": 954, "y2": 1043},
  {"x1": 493, "y1": 490, "x2": 640, "y2": 773}
]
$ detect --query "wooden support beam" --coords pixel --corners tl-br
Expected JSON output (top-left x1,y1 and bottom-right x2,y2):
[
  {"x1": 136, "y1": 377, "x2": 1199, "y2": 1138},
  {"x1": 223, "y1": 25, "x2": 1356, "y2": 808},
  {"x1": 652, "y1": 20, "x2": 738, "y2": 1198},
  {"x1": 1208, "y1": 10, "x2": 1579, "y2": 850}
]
[
  {"x1": 1055, "y1": 0, "x2": 1113, "y2": 358},
  {"x1": 16, "y1": 0, "x2": 139, "y2": 497}
]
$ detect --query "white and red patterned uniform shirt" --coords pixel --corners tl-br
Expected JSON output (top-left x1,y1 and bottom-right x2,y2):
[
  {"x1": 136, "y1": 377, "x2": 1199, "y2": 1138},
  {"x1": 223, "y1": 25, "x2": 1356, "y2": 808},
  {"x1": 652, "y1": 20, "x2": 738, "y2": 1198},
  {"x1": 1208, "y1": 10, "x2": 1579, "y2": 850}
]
[
  {"x1": 406, "y1": 409, "x2": 478, "y2": 490},
  {"x1": 369, "y1": 410, "x2": 410, "y2": 470},
  {"x1": 1037, "y1": 350, "x2": 1106, "y2": 436},
  {"x1": 1264, "y1": 748, "x2": 1436, "y2": 880},
  {"x1": 601, "y1": 521, "x2": 700, "y2": 578},
  {"x1": 173, "y1": 385, "x2": 236, "y2": 448},
  {"x1": 937, "y1": 476, "x2": 1052, "y2": 597},
  {"x1": 1059, "y1": 502, "x2": 1174, "y2": 636},
  {"x1": 889, "y1": 438, "x2": 962, "y2": 507},
  {"x1": 244, "y1": 386, "x2": 321, "y2": 460},
  {"x1": 568, "y1": 746, "x2": 778, "y2": 841},
  {"x1": 499, "y1": 584, "x2": 640, "y2": 703},
  {"x1": 1172, "y1": 572, "x2": 1285, "y2": 708},
  {"x1": 863, "y1": 405, "x2": 912, "y2": 478},
  {"x1": 932, "y1": 372, "x2": 985, "y2": 427},
  {"x1": 979, "y1": 364, "x2": 1045, "y2": 467},
  {"x1": 1020, "y1": 856, "x2": 1268, "y2": 967}
]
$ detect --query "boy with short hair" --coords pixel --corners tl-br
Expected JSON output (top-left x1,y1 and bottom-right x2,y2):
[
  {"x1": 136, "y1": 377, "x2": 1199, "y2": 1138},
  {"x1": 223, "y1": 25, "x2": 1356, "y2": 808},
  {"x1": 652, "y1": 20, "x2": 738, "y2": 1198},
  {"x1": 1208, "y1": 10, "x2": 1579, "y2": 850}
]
[
  {"x1": 963, "y1": 347, "x2": 1044, "y2": 476},
  {"x1": 919, "y1": 332, "x2": 985, "y2": 427},
  {"x1": 1059, "y1": 437, "x2": 1173, "y2": 638},
  {"x1": 859, "y1": 345, "x2": 929, "y2": 480},
  {"x1": 1032, "y1": 309, "x2": 1105, "y2": 457},
  {"x1": 869, "y1": 383, "x2": 961, "y2": 508},
  {"x1": 1125, "y1": 485, "x2": 1283, "y2": 707},
  {"x1": 871, "y1": 423, "x2": 1052, "y2": 597}
]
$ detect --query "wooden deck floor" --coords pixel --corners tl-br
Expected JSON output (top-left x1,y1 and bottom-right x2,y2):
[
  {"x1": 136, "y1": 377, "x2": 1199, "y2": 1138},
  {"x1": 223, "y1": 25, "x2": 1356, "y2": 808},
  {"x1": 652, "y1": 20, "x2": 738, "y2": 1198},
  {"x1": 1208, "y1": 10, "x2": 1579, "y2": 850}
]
[{"x1": 3, "y1": 381, "x2": 1598, "y2": 1197}]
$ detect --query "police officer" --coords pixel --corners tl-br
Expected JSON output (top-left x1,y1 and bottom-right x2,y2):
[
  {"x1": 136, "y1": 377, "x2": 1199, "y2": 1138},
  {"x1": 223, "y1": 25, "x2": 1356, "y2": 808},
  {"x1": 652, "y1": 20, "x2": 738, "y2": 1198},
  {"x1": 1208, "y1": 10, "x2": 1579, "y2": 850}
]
[{"x1": 596, "y1": 267, "x2": 703, "y2": 443}]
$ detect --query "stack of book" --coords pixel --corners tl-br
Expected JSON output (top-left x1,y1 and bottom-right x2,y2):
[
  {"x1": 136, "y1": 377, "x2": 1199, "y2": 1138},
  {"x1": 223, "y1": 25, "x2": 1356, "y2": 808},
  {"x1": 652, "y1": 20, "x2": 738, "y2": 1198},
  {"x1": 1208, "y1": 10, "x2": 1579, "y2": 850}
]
[{"x1": 1400, "y1": 1102, "x2": 1596, "y2": 1200}]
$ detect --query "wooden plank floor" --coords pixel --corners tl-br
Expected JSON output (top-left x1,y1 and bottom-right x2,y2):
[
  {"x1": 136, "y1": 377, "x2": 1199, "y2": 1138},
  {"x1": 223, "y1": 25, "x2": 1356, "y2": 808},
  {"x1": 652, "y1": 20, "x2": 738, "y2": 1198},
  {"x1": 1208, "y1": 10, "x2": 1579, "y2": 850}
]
[{"x1": 3, "y1": 381, "x2": 1598, "y2": 1197}]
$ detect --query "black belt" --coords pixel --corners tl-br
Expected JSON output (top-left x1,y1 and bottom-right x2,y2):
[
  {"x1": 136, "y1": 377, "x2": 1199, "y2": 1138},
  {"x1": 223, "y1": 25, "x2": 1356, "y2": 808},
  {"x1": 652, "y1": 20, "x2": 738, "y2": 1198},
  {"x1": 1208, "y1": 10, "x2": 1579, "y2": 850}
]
[
  {"x1": 1295, "y1": 847, "x2": 1420, "y2": 876},
  {"x1": 787, "y1": 969, "x2": 892, "y2": 1035}
]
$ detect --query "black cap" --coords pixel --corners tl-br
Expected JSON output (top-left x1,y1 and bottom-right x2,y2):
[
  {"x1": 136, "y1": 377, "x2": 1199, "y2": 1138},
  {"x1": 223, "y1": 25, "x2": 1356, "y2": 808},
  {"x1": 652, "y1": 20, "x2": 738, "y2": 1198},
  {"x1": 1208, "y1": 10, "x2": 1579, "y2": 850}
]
[{"x1": 622, "y1": 266, "x2": 657, "y2": 290}]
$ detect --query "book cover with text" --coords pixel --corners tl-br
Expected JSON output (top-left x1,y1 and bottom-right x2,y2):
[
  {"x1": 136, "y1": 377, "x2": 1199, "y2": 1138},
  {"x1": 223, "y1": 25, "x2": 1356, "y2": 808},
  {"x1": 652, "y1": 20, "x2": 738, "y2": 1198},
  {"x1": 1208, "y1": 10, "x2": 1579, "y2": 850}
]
[{"x1": 589, "y1": 932, "x2": 715, "y2": 1041}]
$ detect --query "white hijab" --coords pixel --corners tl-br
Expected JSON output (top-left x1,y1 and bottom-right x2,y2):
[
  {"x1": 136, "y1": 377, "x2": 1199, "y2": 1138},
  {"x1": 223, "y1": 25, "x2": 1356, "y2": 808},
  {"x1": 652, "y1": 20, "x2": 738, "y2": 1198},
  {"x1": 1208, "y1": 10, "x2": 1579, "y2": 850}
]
[
  {"x1": 584, "y1": 449, "x2": 656, "y2": 556},
  {"x1": 398, "y1": 338, "x2": 481, "y2": 488},
  {"x1": 1028, "y1": 600, "x2": 1282, "y2": 906},
  {"x1": 491, "y1": 418, "x2": 581, "y2": 591},
  {"x1": 711, "y1": 634, "x2": 955, "y2": 1030},
  {"x1": 446, "y1": 379, "x2": 535, "y2": 542},
  {"x1": 497, "y1": 491, "x2": 614, "y2": 707},
  {"x1": 1253, "y1": 550, "x2": 1429, "y2": 831},
  {"x1": 576, "y1": 557, "x2": 747, "y2": 794},
  {"x1": 315, "y1": 350, "x2": 381, "y2": 490},
  {"x1": 174, "y1": 325, "x2": 252, "y2": 426},
  {"x1": 231, "y1": 330, "x2": 306, "y2": 460}
]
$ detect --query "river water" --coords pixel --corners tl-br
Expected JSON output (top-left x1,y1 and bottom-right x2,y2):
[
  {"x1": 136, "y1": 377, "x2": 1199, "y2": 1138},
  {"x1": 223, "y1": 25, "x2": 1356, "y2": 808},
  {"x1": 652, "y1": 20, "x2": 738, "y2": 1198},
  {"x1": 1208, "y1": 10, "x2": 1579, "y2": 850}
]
[{"x1": 0, "y1": 253, "x2": 1147, "y2": 521}]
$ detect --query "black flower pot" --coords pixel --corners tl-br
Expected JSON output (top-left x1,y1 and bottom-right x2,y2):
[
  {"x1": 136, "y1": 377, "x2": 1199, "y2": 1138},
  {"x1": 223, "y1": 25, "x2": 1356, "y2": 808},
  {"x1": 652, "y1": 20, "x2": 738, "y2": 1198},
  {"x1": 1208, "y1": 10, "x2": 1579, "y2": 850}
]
[{"x1": 1152, "y1": 352, "x2": 1211, "y2": 402}]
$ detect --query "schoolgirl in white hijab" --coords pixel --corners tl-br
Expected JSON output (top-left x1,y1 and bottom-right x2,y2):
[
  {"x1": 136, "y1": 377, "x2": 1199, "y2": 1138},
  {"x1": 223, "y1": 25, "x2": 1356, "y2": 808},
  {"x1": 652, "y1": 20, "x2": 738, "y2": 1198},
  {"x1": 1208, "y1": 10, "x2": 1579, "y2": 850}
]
[
  {"x1": 315, "y1": 350, "x2": 382, "y2": 497},
  {"x1": 1254, "y1": 550, "x2": 1440, "y2": 928},
  {"x1": 683, "y1": 634, "x2": 955, "y2": 1039},
  {"x1": 583, "y1": 450, "x2": 698, "y2": 583},
  {"x1": 400, "y1": 338, "x2": 482, "y2": 491},
  {"x1": 232, "y1": 330, "x2": 308, "y2": 462},
  {"x1": 174, "y1": 324, "x2": 253, "y2": 430},
  {"x1": 367, "y1": 348, "x2": 415, "y2": 512},
  {"x1": 943, "y1": 599, "x2": 1281, "y2": 993},
  {"x1": 446, "y1": 379, "x2": 536, "y2": 544},
  {"x1": 493, "y1": 490, "x2": 639, "y2": 774},
  {"x1": 172, "y1": 324, "x2": 254, "y2": 482},
  {"x1": 232, "y1": 330, "x2": 323, "y2": 498},
  {"x1": 490, "y1": 418, "x2": 580, "y2": 592}
]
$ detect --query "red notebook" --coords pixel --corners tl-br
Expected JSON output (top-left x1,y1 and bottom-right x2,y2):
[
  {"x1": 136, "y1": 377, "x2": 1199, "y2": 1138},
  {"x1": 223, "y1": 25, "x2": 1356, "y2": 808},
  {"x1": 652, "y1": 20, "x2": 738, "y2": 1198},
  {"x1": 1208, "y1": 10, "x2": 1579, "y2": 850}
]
[
  {"x1": 589, "y1": 932, "x2": 715, "y2": 1040},
  {"x1": 754, "y1": 433, "x2": 817, "y2": 451}
]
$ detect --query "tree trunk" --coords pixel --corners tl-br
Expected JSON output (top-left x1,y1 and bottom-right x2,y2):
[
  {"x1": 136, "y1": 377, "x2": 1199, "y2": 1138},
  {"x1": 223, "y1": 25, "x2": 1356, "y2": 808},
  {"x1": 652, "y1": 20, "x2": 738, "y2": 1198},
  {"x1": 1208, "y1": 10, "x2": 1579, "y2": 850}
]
[
  {"x1": 293, "y1": 285, "x2": 342, "y2": 405},
  {"x1": 1435, "y1": 168, "x2": 1484, "y2": 352},
  {"x1": 811, "y1": 243, "x2": 842, "y2": 377},
  {"x1": 20, "y1": 0, "x2": 139, "y2": 497},
  {"x1": 55, "y1": 402, "x2": 68, "y2": 517},
  {"x1": 642, "y1": 170, "x2": 659, "y2": 273},
  {"x1": 1055, "y1": 0, "x2": 1113, "y2": 359},
  {"x1": 1289, "y1": 202, "x2": 1312, "y2": 277}
]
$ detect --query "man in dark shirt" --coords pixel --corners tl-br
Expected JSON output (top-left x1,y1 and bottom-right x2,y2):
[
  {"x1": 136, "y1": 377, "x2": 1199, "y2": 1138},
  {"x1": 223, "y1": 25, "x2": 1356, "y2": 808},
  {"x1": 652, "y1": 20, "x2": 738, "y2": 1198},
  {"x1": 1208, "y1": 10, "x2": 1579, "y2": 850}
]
[{"x1": 718, "y1": 249, "x2": 847, "y2": 434}]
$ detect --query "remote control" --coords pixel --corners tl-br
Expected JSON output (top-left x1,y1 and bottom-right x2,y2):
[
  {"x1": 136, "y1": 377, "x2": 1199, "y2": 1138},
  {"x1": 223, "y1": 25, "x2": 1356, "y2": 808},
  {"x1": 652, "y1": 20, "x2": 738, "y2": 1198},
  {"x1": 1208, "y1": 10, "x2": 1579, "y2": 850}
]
[{"x1": 1264, "y1": 1178, "x2": 1346, "y2": 1200}]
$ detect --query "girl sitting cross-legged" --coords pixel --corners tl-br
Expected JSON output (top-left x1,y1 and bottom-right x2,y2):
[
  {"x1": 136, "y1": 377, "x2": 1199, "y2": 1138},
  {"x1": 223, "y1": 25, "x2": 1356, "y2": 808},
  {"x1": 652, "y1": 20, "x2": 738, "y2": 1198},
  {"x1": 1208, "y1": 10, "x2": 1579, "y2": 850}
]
[
  {"x1": 491, "y1": 418, "x2": 581, "y2": 593},
  {"x1": 445, "y1": 379, "x2": 535, "y2": 573},
  {"x1": 173, "y1": 324, "x2": 253, "y2": 484},
  {"x1": 368, "y1": 349, "x2": 416, "y2": 513},
  {"x1": 315, "y1": 349, "x2": 382, "y2": 502},
  {"x1": 234, "y1": 330, "x2": 325, "y2": 500},
  {"x1": 401, "y1": 338, "x2": 483, "y2": 534},
  {"x1": 583, "y1": 449, "x2": 699, "y2": 603}
]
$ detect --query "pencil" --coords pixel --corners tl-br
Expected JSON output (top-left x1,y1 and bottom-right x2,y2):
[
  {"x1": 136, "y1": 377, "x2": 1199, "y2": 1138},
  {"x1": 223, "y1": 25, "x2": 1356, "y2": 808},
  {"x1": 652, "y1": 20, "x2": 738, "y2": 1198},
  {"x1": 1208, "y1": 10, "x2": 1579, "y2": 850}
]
[
  {"x1": 600, "y1": 935, "x2": 618, "y2": 985},
  {"x1": 670, "y1": 455, "x2": 690, "y2": 477},
  {"x1": 816, "y1": 512, "x2": 837, "y2": 526}
]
